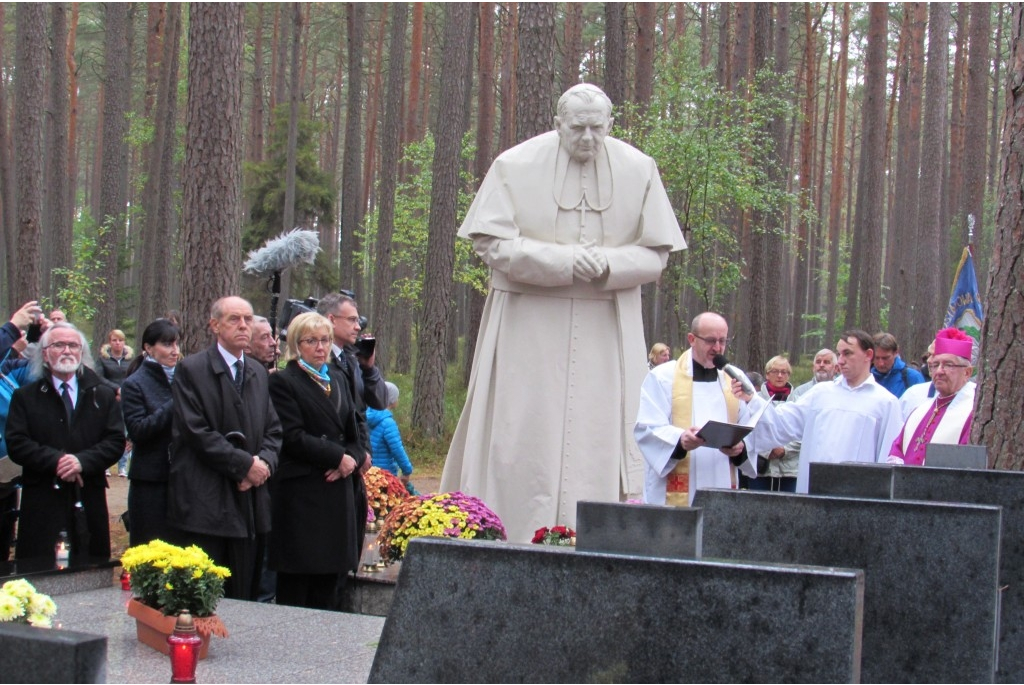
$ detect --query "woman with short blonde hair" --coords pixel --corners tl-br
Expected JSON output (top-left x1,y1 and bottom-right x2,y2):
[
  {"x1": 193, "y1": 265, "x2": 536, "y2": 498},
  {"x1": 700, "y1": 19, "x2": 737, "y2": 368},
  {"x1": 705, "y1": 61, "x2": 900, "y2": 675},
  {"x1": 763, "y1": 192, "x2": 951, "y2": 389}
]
[{"x1": 268, "y1": 311, "x2": 367, "y2": 609}]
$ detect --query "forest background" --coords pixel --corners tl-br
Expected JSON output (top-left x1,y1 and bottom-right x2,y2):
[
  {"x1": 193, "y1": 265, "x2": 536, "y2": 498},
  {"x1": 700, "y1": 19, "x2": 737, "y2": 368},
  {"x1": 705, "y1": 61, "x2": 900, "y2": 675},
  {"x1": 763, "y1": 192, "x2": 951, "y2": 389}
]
[{"x1": 1, "y1": 3, "x2": 1021, "y2": 464}]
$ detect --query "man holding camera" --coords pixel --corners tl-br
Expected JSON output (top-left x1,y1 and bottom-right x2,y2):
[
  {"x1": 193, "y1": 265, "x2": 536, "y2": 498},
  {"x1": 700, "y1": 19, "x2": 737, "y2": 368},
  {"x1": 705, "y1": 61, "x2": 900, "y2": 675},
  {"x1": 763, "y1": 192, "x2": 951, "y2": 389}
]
[{"x1": 317, "y1": 292, "x2": 387, "y2": 430}]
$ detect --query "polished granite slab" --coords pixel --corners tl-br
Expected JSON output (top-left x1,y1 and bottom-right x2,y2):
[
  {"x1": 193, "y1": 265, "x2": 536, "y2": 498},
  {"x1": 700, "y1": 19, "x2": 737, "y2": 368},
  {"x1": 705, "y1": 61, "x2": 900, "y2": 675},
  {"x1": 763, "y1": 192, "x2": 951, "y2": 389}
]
[{"x1": 53, "y1": 586, "x2": 385, "y2": 683}]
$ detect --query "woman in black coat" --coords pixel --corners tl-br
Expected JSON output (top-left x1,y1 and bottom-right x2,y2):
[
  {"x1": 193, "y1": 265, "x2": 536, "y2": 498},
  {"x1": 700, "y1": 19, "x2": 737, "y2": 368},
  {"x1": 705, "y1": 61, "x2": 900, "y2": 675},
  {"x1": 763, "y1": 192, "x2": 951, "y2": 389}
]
[
  {"x1": 268, "y1": 312, "x2": 368, "y2": 609},
  {"x1": 120, "y1": 319, "x2": 180, "y2": 547}
]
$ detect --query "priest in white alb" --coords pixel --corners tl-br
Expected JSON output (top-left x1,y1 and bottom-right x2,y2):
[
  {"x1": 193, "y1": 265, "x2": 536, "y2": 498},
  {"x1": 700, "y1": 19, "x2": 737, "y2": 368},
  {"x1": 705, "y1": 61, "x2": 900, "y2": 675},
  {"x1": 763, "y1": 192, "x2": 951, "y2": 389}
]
[
  {"x1": 441, "y1": 84, "x2": 686, "y2": 543},
  {"x1": 887, "y1": 328, "x2": 976, "y2": 465},
  {"x1": 634, "y1": 312, "x2": 758, "y2": 506}
]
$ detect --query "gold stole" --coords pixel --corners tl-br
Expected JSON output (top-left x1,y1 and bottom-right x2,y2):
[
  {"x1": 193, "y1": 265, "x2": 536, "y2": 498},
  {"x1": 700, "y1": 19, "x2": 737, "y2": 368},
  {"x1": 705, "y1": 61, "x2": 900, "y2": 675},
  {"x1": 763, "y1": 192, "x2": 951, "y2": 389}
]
[{"x1": 666, "y1": 349, "x2": 740, "y2": 507}]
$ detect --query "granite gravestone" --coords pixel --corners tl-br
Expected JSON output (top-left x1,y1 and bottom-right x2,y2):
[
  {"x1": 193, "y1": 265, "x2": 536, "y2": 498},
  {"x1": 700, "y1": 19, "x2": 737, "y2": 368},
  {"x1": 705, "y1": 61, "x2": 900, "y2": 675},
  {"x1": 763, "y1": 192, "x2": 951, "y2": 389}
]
[
  {"x1": 575, "y1": 500, "x2": 702, "y2": 558},
  {"x1": 810, "y1": 462, "x2": 1024, "y2": 683},
  {"x1": 0, "y1": 621, "x2": 106, "y2": 683},
  {"x1": 693, "y1": 488, "x2": 1001, "y2": 683},
  {"x1": 370, "y1": 537, "x2": 864, "y2": 683}
]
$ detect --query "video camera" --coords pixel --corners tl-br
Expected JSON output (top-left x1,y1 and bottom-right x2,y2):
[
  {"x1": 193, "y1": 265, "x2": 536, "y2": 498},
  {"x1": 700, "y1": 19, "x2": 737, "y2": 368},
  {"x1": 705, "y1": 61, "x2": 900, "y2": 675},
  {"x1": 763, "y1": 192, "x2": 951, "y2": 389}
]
[{"x1": 279, "y1": 290, "x2": 369, "y2": 342}]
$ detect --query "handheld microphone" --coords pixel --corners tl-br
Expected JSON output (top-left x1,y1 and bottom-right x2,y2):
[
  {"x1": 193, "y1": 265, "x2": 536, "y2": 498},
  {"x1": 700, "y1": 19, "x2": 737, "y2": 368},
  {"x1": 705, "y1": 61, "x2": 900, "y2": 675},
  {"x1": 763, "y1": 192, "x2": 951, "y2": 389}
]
[{"x1": 712, "y1": 354, "x2": 757, "y2": 396}]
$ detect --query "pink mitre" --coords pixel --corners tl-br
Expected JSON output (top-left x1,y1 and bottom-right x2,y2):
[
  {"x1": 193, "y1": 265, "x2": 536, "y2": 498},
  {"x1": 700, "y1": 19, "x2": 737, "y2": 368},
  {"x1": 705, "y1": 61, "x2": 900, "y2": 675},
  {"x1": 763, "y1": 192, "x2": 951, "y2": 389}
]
[{"x1": 934, "y1": 327, "x2": 972, "y2": 360}]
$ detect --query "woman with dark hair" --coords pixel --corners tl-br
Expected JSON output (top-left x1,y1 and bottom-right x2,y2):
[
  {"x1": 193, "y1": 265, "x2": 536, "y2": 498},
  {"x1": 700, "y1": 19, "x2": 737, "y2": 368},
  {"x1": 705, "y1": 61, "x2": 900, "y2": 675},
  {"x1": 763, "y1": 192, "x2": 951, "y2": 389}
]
[
  {"x1": 268, "y1": 312, "x2": 367, "y2": 609},
  {"x1": 120, "y1": 319, "x2": 180, "y2": 546}
]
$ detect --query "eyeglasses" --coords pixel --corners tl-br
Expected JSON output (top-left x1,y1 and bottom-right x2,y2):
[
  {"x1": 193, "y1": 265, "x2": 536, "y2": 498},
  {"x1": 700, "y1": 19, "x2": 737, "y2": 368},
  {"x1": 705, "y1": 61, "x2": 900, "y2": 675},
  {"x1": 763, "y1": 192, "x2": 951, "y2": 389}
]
[
  {"x1": 693, "y1": 334, "x2": 731, "y2": 347},
  {"x1": 767, "y1": 369, "x2": 791, "y2": 375},
  {"x1": 299, "y1": 337, "x2": 332, "y2": 348},
  {"x1": 46, "y1": 341, "x2": 82, "y2": 352},
  {"x1": 332, "y1": 314, "x2": 360, "y2": 325},
  {"x1": 927, "y1": 360, "x2": 970, "y2": 372}
]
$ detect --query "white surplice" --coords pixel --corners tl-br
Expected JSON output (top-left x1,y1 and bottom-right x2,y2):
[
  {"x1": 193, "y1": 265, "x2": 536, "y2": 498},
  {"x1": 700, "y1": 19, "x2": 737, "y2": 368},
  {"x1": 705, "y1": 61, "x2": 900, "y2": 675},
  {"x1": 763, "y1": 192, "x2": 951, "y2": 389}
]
[
  {"x1": 746, "y1": 375, "x2": 904, "y2": 493},
  {"x1": 634, "y1": 353, "x2": 757, "y2": 505}
]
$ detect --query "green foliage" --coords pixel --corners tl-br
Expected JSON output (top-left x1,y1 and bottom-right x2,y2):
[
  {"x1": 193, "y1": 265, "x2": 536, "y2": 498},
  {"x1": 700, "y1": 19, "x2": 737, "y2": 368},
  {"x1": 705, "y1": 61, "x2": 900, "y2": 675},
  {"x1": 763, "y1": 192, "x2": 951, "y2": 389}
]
[
  {"x1": 356, "y1": 132, "x2": 487, "y2": 315},
  {"x1": 618, "y1": 50, "x2": 799, "y2": 313},
  {"x1": 385, "y1": 337, "x2": 469, "y2": 475},
  {"x1": 243, "y1": 104, "x2": 336, "y2": 290},
  {"x1": 49, "y1": 210, "x2": 109, "y2": 328}
]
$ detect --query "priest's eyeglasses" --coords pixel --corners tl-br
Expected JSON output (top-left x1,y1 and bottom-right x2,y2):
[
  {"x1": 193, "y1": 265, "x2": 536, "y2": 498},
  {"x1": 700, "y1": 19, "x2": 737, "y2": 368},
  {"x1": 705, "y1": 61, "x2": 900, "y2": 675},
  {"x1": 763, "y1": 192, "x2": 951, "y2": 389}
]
[
  {"x1": 693, "y1": 335, "x2": 732, "y2": 347},
  {"x1": 927, "y1": 360, "x2": 969, "y2": 372}
]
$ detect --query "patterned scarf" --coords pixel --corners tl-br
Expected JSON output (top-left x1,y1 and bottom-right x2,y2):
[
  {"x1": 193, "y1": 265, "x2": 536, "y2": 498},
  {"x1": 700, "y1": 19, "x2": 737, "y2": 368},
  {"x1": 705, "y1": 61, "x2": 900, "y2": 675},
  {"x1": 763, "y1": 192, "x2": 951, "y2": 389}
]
[
  {"x1": 298, "y1": 358, "x2": 331, "y2": 396},
  {"x1": 144, "y1": 356, "x2": 175, "y2": 384}
]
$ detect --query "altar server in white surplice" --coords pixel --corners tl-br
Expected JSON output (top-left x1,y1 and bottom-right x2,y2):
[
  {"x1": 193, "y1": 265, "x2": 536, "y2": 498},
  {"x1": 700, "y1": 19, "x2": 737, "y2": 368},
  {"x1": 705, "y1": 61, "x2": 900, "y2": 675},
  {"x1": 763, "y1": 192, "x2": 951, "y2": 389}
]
[
  {"x1": 441, "y1": 84, "x2": 686, "y2": 543},
  {"x1": 635, "y1": 312, "x2": 757, "y2": 506},
  {"x1": 741, "y1": 329, "x2": 904, "y2": 493}
]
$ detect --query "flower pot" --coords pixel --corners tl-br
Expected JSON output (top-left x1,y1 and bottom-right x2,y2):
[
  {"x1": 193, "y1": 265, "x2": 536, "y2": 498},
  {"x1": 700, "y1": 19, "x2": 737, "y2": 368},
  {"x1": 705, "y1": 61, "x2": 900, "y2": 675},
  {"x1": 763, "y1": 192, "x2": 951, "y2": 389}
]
[{"x1": 126, "y1": 598, "x2": 212, "y2": 660}]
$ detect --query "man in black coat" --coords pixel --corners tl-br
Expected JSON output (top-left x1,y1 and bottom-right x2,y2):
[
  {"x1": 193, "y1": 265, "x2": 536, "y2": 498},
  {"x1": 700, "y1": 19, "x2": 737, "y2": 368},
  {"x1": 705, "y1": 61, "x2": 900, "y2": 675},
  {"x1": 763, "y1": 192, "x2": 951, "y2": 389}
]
[
  {"x1": 316, "y1": 293, "x2": 387, "y2": 448},
  {"x1": 6, "y1": 322, "x2": 124, "y2": 561},
  {"x1": 168, "y1": 296, "x2": 282, "y2": 600}
]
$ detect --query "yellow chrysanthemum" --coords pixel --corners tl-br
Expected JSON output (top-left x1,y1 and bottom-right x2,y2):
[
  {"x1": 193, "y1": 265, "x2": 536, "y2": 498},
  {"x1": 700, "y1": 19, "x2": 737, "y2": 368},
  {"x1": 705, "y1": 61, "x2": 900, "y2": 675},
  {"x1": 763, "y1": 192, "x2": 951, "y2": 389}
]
[{"x1": 0, "y1": 592, "x2": 24, "y2": 621}]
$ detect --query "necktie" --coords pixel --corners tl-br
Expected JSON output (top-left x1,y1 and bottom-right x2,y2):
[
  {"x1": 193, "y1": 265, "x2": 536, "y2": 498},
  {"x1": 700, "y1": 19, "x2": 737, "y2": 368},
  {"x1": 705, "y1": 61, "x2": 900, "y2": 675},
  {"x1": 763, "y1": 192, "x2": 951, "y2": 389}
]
[
  {"x1": 233, "y1": 360, "x2": 244, "y2": 395},
  {"x1": 60, "y1": 382, "x2": 74, "y2": 422}
]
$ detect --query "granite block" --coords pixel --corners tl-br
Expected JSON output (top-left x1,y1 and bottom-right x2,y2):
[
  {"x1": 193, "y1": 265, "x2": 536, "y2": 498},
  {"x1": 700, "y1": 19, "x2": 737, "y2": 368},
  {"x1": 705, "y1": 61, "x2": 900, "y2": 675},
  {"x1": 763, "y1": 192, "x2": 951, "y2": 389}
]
[
  {"x1": 53, "y1": 586, "x2": 385, "y2": 683},
  {"x1": 693, "y1": 488, "x2": 1001, "y2": 683},
  {"x1": 0, "y1": 621, "x2": 106, "y2": 683},
  {"x1": 808, "y1": 462, "x2": 894, "y2": 499},
  {"x1": 575, "y1": 500, "x2": 702, "y2": 558},
  {"x1": 370, "y1": 537, "x2": 864, "y2": 683},
  {"x1": 924, "y1": 443, "x2": 988, "y2": 469},
  {"x1": 809, "y1": 462, "x2": 1024, "y2": 683}
]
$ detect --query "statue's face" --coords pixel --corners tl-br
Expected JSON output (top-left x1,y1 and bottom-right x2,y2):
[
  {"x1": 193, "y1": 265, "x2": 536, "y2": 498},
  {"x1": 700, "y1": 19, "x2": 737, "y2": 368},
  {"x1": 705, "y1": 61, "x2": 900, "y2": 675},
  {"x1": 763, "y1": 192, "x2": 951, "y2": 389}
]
[{"x1": 555, "y1": 100, "x2": 612, "y2": 163}]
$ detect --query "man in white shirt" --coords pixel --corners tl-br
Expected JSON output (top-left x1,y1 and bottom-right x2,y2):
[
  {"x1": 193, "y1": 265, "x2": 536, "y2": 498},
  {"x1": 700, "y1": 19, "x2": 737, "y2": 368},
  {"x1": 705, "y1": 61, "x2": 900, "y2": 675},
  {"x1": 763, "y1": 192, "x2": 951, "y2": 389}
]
[{"x1": 740, "y1": 330, "x2": 903, "y2": 493}]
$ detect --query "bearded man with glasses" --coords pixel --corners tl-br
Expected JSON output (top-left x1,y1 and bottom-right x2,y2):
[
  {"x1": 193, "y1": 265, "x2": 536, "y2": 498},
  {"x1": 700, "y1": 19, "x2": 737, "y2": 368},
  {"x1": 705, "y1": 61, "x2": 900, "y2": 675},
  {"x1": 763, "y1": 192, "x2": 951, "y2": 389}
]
[
  {"x1": 6, "y1": 322, "x2": 124, "y2": 561},
  {"x1": 886, "y1": 328, "x2": 977, "y2": 466}
]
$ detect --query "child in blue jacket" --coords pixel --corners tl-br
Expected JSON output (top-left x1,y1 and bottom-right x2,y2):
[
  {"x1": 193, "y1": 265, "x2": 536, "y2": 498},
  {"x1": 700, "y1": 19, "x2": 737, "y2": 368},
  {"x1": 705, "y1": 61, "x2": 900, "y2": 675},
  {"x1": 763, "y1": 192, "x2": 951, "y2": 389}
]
[{"x1": 366, "y1": 382, "x2": 414, "y2": 484}]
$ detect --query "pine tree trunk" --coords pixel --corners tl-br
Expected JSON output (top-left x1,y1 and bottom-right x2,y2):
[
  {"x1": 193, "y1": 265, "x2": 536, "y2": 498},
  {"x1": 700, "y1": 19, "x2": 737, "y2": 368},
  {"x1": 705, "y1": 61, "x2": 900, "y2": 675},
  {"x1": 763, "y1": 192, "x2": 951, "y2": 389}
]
[
  {"x1": 13, "y1": 5, "x2": 46, "y2": 306},
  {"x1": 464, "y1": 2, "x2": 496, "y2": 386},
  {"x1": 891, "y1": 3, "x2": 926, "y2": 355},
  {"x1": 603, "y1": 3, "x2": 626, "y2": 110},
  {"x1": 340, "y1": 2, "x2": 364, "y2": 290},
  {"x1": 847, "y1": 3, "x2": 887, "y2": 333},
  {"x1": 180, "y1": 3, "x2": 245, "y2": 353},
  {"x1": 516, "y1": 3, "x2": 556, "y2": 143},
  {"x1": 825, "y1": 3, "x2": 849, "y2": 346},
  {"x1": 45, "y1": 3, "x2": 71, "y2": 305},
  {"x1": 371, "y1": 2, "x2": 407, "y2": 376},
  {"x1": 137, "y1": 3, "x2": 181, "y2": 336},
  {"x1": 914, "y1": 3, "x2": 949, "y2": 356},
  {"x1": 974, "y1": 3, "x2": 1024, "y2": 469},
  {"x1": 411, "y1": 2, "x2": 473, "y2": 438},
  {"x1": 94, "y1": 3, "x2": 131, "y2": 347},
  {"x1": 0, "y1": 4, "x2": 12, "y2": 310},
  {"x1": 560, "y1": 3, "x2": 582, "y2": 95},
  {"x1": 961, "y1": 4, "x2": 991, "y2": 247}
]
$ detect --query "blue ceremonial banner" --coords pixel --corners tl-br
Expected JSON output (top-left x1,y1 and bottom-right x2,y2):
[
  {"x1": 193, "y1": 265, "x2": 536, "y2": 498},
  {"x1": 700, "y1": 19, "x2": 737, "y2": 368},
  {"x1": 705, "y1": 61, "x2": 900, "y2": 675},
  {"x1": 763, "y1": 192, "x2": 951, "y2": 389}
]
[{"x1": 943, "y1": 246, "x2": 984, "y2": 351}]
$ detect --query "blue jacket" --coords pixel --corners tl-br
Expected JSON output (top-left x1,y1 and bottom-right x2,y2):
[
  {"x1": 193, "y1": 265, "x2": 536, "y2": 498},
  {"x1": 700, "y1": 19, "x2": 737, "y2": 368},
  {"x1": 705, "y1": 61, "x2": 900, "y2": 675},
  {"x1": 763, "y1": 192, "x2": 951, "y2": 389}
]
[
  {"x1": 366, "y1": 407, "x2": 413, "y2": 476},
  {"x1": 871, "y1": 355, "x2": 925, "y2": 398}
]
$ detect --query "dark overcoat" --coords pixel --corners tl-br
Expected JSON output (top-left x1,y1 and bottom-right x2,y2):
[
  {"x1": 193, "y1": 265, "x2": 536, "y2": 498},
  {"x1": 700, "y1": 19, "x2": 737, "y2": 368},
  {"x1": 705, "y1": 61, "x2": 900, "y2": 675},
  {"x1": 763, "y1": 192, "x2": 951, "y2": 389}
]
[
  {"x1": 168, "y1": 346, "x2": 281, "y2": 538},
  {"x1": 267, "y1": 360, "x2": 366, "y2": 575},
  {"x1": 6, "y1": 366, "x2": 124, "y2": 559},
  {"x1": 121, "y1": 359, "x2": 174, "y2": 546}
]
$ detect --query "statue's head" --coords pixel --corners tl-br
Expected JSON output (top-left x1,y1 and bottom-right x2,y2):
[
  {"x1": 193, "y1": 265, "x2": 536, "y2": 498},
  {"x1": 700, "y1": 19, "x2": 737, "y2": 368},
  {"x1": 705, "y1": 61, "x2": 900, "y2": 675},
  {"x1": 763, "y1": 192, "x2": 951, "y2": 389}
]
[{"x1": 554, "y1": 84, "x2": 613, "y2": 163}]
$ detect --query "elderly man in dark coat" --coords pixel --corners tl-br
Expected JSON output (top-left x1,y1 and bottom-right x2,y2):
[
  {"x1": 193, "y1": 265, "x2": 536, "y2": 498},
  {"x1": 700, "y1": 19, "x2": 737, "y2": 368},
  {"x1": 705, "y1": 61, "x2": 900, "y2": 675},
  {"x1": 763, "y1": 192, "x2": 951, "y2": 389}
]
[
  {"x1": 168, "y1": 296, "x2": 282, "y2": 600},
  {"x1": 6, "y1": 322, "x2": 124, "y2": 561}
]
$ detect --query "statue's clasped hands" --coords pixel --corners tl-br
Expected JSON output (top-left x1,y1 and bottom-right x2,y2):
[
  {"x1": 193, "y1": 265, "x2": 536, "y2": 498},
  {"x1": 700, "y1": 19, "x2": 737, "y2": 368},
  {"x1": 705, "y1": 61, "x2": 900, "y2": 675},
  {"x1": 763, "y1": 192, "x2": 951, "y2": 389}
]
[{"x1": 573, "y1": 241, "x2": 608, "y2": 282}]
